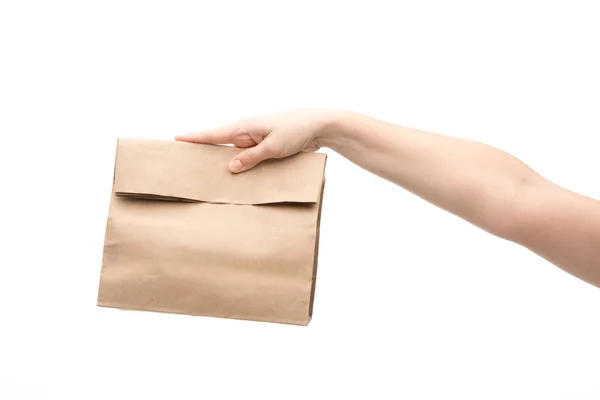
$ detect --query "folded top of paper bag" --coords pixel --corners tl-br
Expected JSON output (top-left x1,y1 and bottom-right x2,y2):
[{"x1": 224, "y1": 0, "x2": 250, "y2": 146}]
[{"x1": 114, "y1": 138, "x2": 326, "y2": 205}]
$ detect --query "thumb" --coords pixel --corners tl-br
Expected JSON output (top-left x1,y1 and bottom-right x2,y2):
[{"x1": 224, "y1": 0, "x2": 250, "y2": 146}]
[{"x1": 229, "y1": 142, "x2": 278, "y2": 173}]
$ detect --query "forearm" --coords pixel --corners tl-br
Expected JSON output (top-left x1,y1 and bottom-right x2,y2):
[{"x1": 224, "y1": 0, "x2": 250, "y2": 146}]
[
  {"x1": 319, "y1": 112, "x2": 546, "y2": 239},
  {"x1": 319, "y1": 112, "x2": 600, "y2": 287}
]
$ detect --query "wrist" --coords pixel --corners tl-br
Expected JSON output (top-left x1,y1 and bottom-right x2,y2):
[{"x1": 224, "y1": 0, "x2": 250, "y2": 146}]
[{"x1": 315, "y1": 110, "x2": 360, "y2": 150}]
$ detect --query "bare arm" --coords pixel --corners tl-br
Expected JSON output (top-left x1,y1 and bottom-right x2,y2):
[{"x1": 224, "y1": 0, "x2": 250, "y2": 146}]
[
  {"x1": 320, "y1": 112, "x2": 600, "y2": 287},
  {"x1": 177, "y1": 110, "x2": 600, "y2": 287}
]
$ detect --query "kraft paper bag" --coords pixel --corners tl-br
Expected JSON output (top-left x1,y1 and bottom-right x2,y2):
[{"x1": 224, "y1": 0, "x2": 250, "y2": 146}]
[{"x1": 97, "y1": 138, "x2": 327, "y2": 325}]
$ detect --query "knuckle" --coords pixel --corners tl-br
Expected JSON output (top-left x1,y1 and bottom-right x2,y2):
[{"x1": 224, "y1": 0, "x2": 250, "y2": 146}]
[
  {"x1": 234, "y1": 118, "x2": 258, "y2": 134},
  {"x1": 237, "y1": 150, "x2": 253, "y2": 162},
  {"x1": 230, "y1": 124, "x2": 246, "y2": 136}
]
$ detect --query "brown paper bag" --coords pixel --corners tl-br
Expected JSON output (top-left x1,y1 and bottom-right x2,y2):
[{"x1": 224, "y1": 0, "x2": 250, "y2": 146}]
[{"x1": 97, "y1": 138, "x2": 327, "y2": 325}]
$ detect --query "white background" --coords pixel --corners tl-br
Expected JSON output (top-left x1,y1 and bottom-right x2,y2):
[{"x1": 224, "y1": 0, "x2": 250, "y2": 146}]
[{"x1": 1, "y1": 1, "x2": 599, "y2": 399}]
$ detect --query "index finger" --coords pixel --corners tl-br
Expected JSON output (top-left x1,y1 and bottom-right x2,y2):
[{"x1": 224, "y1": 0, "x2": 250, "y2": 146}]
[{"x1": 175, "y1": 123, "x2": 238, "y2": 144}]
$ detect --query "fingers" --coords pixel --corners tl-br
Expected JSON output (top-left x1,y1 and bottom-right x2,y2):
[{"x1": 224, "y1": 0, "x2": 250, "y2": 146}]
[
  {"x1": 176, "y1": 118, "x2": 280, "y2": 173},
  {"x1": 175, "y1": 124, "x2": 239, "y2": 144},
  {"x1": 229, "y1": 141, "x2": 278, "y2": 173}
]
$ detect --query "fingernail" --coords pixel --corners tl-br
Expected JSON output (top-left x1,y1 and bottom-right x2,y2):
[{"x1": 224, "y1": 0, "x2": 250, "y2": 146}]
[{"x1": 229, "y1": 159, "x2": 243, "y2": 173}]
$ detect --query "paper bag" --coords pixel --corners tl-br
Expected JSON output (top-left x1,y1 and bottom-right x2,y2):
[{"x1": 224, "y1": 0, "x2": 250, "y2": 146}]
[{"x1": 97, "y1": 138, "x2": 327, "y2": 325}]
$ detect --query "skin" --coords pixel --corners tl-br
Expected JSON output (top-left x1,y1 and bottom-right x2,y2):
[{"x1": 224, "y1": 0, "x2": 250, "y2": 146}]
[{"x1": 176, "y1": 109, "x2": 600, "y2": 288}]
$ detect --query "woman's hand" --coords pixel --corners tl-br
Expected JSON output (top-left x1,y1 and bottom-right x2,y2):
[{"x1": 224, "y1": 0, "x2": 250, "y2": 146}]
[{"x1": 176, "y1": 109, "x2": 339, "y2": 173}]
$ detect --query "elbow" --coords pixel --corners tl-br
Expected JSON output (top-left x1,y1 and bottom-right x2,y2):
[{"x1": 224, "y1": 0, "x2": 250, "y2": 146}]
[{"x1": 481, "y1": 173, "x2": 544, "y2": 243}]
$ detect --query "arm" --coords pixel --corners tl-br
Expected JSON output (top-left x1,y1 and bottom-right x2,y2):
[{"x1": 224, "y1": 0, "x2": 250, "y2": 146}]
[
  {"x1": 177, "y1": 110, "x2": 600, "y2": 287},
  {"x1": 322, "y1": 112, "x2": 600, "y2": 287}
]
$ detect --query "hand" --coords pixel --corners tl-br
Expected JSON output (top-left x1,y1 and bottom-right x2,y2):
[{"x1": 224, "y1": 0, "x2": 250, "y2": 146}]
[{"x1": 175, "y1": 109, "x2": 337, "y2": 173}]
